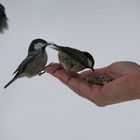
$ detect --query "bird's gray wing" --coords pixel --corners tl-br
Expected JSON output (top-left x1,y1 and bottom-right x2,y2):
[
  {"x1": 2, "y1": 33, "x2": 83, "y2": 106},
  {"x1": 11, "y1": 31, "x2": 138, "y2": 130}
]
[
  {"x1": 60, "y1": 46, "x2": 88, "y2": 66},
  {"x1": 49, "y1": 44, "x2": 88, "y2": 66},
  {"x1": 4, "y1": 54, "x2": 37, "y2": 89},
  {"x1": 13, "y1": 55, "x2": 36, "y2": 75}
]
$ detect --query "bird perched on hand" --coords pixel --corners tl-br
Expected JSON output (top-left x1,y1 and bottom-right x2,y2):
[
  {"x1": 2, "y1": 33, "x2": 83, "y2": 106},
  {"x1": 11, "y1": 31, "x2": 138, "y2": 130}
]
[
  {"x1": 0, "y1": 4, "x2": 8, "y2": 33},
  {"x1": 4, "y1": 39, "x2": 49, "y2": 88},
  {"x1": 48, "y1": 43, "x2": 95, "y2": 72}
]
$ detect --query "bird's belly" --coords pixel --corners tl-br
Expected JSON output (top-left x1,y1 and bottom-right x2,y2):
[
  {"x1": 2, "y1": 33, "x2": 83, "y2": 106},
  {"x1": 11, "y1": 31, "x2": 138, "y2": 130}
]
[{"x1": 24, "y1": 53, "x2": 47, "y2": 77}]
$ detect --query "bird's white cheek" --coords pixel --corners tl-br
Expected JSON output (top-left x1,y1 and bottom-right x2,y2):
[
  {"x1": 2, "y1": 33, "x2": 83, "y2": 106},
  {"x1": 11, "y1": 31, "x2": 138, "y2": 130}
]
[
  {"x1": 34, "y1": 42, "x2": 45, "y2": 50},
  {"x1": 88, "y1": 58, "x2": 93, "y2": 67}
]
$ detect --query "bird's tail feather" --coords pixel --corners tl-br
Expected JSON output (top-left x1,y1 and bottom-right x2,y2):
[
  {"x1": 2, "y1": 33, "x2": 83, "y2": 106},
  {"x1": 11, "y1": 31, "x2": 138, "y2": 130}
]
[{"x1": 4, "y1": 76, "x2": 17, "y2": 89}]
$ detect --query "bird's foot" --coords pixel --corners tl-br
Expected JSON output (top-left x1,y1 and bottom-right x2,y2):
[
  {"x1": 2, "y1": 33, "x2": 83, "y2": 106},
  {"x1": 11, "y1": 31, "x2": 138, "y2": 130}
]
[{"x1": 38, "y1": 62, "x2": 54, "y2": 76}]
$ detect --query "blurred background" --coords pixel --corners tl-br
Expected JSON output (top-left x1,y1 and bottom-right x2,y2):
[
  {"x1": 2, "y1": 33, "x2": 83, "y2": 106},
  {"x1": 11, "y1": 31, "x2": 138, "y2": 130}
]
[{"x1": 1, "y1": 0, "x2": 140, "y2": 140}]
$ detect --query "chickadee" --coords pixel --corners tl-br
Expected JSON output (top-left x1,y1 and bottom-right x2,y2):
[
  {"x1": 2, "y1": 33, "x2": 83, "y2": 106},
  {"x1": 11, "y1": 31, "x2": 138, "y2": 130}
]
[
  {"x1": 0, "y1": 4, "x2": 8, "y2": 33},
  {"x1": 4, "y1": 39, "x2": 49, "y2": 88},
  {"x1": 48, "y1": 43, "x2": 95, "y2": 72}
]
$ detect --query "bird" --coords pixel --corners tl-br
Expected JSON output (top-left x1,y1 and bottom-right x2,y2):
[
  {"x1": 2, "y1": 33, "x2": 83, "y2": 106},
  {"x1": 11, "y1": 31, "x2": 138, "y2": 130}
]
[
  {"x1": 0, "y1": 3, "x2": 8, "y2": 33},
  {"x1": 48, "y1": 43, "x2": 95, "y2": 73},
  {"x1": 4, "y1": 39, "x2": 49, "y2": 88}
]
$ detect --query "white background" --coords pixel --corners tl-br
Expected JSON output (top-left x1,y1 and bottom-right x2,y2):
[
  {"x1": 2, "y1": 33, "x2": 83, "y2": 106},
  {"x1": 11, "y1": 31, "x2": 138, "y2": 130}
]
[{"x1": 1, "y1": 0, "x2": 140, "y2": 140}]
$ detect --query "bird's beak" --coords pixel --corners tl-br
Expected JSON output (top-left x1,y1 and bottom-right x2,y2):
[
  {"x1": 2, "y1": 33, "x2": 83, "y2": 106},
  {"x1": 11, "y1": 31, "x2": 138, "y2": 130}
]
[{"x1": 47, "y1": 43, "x2": 51, "y2": 45}]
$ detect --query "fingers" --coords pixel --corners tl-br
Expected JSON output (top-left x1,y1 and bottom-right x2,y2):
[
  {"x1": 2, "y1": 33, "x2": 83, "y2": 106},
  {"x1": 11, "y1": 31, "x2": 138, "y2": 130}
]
[
  {"x1": 63, "y1": 77, "x2": 104, "y2": 105},
  {"x1": 45, "y1": 63, "x2": 99, "y2": 95},
  {"x1": 45, "y1": 63, "x2": 63, "y2": 74},
  {"x1": 45, "y1": 63, "x2": 91, "y2": 95},
  {"x1": 68, "y1": 78, "x2": 91, "y2": 94},
  {"x1": 59, "y1": 78, "x2": 99, "y2": 104},
  {"x1": 45, "y1": 63, "x2": 102, "y2": 97},
  {"x1": 55, "y1": 70, "x2": 96, "y2": 100},
  {"x1": 59, "y1": 79, "x2": 86, "y2": 98},
  {"x1": 45, "y1": 63, "x2": 88, "y2": 98},
  {"x1": 45, "y1": 63, "x2": 106, "y2": 106}
]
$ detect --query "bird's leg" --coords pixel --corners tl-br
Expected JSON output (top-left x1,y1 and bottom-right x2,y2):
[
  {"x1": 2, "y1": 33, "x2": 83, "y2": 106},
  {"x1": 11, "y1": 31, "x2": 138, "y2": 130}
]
[
  {"x1": 44, "y1": 62, "x2": 54, "y2": 69},
  {"x1": 38, "y1": 71, "x2": 45, "y2": 76},
  {"x1": 38, "y1": 62, "x2": 54, "y2": 76}
]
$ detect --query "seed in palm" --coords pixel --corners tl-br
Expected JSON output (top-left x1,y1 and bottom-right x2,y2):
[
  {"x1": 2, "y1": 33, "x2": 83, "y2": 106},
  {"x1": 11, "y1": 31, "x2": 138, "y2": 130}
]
[{"x1": 87, "y1": 76, "x2": 113, "y2": 86}]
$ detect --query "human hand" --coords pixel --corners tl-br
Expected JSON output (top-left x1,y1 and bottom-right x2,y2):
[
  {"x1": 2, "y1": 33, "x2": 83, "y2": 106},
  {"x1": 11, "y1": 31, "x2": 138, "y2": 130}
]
[{"x1": 45, "y1": 61, "x2": 140, "y2": 106}]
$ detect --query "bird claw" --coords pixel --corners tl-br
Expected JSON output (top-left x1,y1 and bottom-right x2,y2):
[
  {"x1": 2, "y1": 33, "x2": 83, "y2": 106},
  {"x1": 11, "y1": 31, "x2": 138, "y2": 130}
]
[
  {"x1": 38, "y1": 71, "x2": 45, "y2": 76},
  {"x1": 38, "y1": 62, "x2": 54, "y2": 76},
  {"x1": 44, "y1": 62, "x2": 54, "y2": 69}
]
